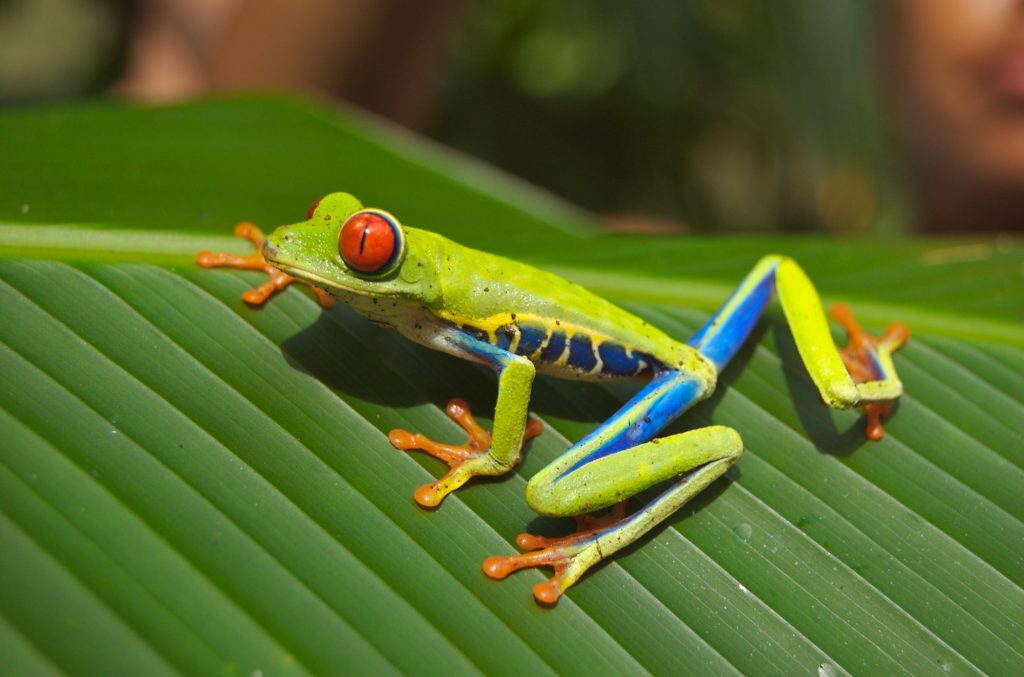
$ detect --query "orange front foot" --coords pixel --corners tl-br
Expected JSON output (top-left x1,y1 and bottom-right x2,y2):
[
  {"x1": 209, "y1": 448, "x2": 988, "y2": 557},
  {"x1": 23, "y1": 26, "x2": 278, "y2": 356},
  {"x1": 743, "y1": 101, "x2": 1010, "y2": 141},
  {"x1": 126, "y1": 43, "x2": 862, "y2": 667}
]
[
  {"x1": 483, "y1": 503, "x2": 628, "y2": 605},
  {"x1": 196, "y1": 222, "x2": 335, "y2": 308},
  {"x1": 388, "y1": 398, "x2": 542, "y2": 507},
  {"x1": 830, "y1": 303, "x2": 910, "y2": 441}
]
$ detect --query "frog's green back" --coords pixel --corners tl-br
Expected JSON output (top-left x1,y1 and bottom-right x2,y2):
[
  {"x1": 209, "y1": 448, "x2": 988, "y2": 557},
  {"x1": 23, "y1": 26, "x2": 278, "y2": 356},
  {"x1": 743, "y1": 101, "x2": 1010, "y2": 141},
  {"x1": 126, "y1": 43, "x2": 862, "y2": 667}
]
[{"x1": 412, "y1": 228, "x2": 699, "y2": 375}]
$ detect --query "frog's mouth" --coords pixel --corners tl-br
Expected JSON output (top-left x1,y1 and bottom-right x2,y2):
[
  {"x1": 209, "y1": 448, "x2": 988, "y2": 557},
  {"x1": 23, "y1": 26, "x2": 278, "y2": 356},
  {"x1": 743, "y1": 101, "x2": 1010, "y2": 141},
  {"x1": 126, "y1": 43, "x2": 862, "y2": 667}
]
[
  {"x1": 263, "y1": 239, "x2": 404, "y2": 298},
  {"x1": 262, "y1": 239, "x2": 336, "y2": 289},
  {"x1": 274, "y1": 262, "x2": 338, "y2": 290}
]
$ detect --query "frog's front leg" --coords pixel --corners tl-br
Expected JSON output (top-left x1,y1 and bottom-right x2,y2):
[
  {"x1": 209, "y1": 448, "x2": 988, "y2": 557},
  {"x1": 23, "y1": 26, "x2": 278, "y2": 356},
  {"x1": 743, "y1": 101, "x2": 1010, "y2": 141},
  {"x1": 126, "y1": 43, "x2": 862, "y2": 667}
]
[
  {"x1": 484, "y1": 369, "x2": 739, "y2": 604},
  {"x1": 389, "y1": 335, "x2": 542, "y2": 507},
  {"x1": 196, "y1": 222, "x2": 336, "y2": 308}
]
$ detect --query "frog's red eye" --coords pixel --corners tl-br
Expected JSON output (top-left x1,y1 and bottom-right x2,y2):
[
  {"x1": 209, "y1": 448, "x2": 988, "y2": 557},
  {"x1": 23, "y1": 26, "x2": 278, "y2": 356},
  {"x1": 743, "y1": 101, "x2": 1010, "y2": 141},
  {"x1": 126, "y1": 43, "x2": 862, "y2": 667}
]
[
  {"x1": 306, "y1": 196, "x2": 324, "y2": 220},
  {"x1": 339, "y1": 209, "x2": 405, "y2": 275}
]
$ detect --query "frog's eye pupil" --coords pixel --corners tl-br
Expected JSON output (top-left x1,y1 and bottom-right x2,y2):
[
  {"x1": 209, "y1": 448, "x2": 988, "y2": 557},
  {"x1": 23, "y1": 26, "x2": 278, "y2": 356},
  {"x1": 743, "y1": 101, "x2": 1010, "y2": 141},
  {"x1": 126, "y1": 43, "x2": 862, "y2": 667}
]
[
  {"x1": 339, "y1": 210, "x2": 404, "y2": 274},
  {"x1": 306, "y1": 196, "x2": 324, "y2": 220}
]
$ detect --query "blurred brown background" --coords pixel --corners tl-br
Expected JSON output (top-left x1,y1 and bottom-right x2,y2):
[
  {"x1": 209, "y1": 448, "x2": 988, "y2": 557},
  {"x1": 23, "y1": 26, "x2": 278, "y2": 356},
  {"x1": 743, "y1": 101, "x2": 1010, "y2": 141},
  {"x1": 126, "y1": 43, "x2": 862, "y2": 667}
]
[{"x1": 3, "y1": 0, "x2": 1024, "y2": 234}]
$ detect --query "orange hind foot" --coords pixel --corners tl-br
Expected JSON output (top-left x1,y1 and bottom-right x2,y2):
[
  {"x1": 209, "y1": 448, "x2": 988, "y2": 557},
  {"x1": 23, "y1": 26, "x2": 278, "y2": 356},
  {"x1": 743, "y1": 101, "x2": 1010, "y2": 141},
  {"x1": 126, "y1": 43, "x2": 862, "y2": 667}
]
[
  {"x1": 483, "y1": 503, "x2": 628, "y2": 605},
  {"x1": 830, "y1": 303, "x2": 909, "y2": 440}
]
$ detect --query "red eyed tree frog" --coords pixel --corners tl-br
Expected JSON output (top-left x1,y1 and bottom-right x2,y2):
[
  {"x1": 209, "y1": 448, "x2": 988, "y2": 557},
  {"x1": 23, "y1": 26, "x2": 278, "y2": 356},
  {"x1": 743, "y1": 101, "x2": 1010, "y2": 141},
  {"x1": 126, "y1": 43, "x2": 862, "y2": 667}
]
[{"x1": 197, "y1": 192, "x2": 909, "y2": 605}]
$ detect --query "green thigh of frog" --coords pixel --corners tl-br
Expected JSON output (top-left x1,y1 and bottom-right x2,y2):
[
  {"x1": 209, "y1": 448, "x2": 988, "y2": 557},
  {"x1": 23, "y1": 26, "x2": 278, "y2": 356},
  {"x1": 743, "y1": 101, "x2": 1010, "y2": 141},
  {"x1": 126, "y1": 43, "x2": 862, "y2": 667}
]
[{"x1": 198, "y1": 193, "x2": 909, "y2": 605}]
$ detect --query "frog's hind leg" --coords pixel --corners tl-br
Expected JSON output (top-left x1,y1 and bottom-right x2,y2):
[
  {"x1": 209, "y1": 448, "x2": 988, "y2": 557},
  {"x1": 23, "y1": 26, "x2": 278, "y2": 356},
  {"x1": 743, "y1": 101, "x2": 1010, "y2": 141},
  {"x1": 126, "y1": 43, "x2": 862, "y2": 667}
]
[
  {"x1": 688, "y1": 255, "x2": 909, "y2": 439},
  {"x1": 196, "y1": 222, "x2": 335, "y2": 308},
  {"x1": 485, "y1": 422, "x2": 742, "y2": 605},
  {"x1": 485, "y1": 369, "x2": 739, "y2": 604}
]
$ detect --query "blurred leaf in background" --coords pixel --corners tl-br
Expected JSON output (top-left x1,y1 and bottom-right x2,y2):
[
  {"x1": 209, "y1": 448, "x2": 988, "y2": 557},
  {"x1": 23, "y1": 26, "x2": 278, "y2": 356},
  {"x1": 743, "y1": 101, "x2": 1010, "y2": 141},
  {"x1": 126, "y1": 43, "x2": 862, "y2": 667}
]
[
  {"x1": 0, "y1": 0, "x2": 126, "y2": 102},
  {"x1": 437, "y1": 0, "x2": 900, "y2": 235},
  {"x1": 0, "y1": 0, "x2": 902, "y2": 235}
]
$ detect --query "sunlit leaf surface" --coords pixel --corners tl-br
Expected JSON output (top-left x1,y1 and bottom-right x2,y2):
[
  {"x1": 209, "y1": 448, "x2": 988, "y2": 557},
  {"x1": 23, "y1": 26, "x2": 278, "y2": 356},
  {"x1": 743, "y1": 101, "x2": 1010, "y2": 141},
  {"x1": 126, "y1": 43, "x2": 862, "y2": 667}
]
[{"x1": 1, "y1": 98, "x2": 1022, "y2": 676}]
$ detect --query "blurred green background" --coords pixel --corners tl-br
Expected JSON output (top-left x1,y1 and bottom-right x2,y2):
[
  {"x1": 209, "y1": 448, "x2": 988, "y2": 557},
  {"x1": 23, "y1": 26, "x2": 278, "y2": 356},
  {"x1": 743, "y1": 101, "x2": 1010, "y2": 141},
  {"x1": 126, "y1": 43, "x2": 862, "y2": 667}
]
[
  {"x1": 438, "y1": 1, "x2": 894, "y2": 235},
  {"x1": 0, "y1": 0, "x2": 898, "y2": 235}
]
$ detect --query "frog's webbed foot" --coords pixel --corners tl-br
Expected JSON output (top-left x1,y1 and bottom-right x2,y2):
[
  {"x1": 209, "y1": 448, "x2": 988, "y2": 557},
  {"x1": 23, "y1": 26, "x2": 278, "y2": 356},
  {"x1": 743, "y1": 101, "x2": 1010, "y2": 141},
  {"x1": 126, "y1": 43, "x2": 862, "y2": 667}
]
[
  {"x1": 196, "y1": 222, "x2": 335, "y2": 308},
  {"x1": 389, "y1": 398, "x2": 543, "y2": 507},
  {"x1": 483, "y1": 503, "x2": 628, "y2": 605},
  {"x1": 830, "y1": 303, "x2": 909, "y2": 441}
]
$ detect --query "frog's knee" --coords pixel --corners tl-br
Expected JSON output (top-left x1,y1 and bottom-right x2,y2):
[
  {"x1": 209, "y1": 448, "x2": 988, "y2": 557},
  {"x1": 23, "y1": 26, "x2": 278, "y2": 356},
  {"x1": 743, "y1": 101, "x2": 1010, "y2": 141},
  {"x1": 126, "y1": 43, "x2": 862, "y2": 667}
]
[
  {"x1": 720, "y1": 427, "x2": 744, "y2": 463},
  {"x1": 821, "y1": 380, "x2": 860, "y2": 409},
  {"x1": 524, "y1": 472, "x2": 573, "y2": 517}
]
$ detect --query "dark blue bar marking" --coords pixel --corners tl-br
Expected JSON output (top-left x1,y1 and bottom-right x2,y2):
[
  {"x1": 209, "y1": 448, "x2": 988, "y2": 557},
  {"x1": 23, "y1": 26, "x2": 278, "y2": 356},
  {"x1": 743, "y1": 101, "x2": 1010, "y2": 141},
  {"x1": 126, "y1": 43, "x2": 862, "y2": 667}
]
[
  {"x1": 598, "y1": 342, "x2": 640, "y2": 376},
  {"x1": 494, "y1": 324, "x2": 516, "y2": 351},
  {"x1": 515, "y1": 324, "x2": 546, "y2": 356},
  {"x1": 688, "y1": 266, "x2": 776, "y2": 370},
  {"x1": 540, "y1": 330, "x2": 567, "y2": 362},
  {"x1": 568, "y1": 334, "x2": 598, "y2": 372}
]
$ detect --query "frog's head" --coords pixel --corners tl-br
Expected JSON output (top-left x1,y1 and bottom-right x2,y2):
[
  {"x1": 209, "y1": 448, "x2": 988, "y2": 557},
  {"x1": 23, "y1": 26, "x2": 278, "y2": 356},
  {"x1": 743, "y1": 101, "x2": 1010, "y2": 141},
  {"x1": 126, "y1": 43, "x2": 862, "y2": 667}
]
[{"x1": 263, "y1": 192, "x2": 440, "y2": 303}]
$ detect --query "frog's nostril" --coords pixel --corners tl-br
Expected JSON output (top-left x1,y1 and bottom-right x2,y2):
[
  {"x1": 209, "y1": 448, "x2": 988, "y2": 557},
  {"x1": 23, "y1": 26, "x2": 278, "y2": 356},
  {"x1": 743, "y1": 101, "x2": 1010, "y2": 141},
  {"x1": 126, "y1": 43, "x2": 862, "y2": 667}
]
[{"x1": 262, "y1": 240, "x2": 278, "y2": 260}]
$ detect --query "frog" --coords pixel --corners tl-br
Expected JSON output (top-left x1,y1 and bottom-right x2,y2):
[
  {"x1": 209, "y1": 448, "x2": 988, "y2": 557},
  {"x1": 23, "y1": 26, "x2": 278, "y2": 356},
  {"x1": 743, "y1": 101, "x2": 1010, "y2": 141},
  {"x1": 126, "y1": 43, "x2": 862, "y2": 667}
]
[{"x1": 196, "y1": 192, "x2": 909, "y2": 605}]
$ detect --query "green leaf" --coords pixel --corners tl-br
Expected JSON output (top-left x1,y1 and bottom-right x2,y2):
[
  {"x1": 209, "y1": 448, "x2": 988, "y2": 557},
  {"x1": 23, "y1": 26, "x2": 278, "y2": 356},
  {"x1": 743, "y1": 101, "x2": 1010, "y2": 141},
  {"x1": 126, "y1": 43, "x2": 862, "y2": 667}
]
[{"x1": 1, "y1": 97, "x2": 1022, "y2": 676}]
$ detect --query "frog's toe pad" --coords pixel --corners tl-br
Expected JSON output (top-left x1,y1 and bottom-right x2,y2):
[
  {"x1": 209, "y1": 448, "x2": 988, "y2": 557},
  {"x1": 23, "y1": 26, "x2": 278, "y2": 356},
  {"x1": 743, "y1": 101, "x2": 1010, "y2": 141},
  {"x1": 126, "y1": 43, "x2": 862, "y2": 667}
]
[
  {"x1": 863, "y1": 402, "x2": 890, "y2": 441},
  {"x1": 413, "y1": 481, "x2": 447, "y2": 508}
]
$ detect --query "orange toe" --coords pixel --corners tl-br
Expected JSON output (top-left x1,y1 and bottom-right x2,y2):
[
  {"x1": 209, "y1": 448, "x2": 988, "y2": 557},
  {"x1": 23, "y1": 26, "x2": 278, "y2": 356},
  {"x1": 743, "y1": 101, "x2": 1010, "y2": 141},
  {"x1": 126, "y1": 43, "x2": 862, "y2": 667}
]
[{"x1": 198, "y1": 222, "x2": 335, "y2": 308}]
